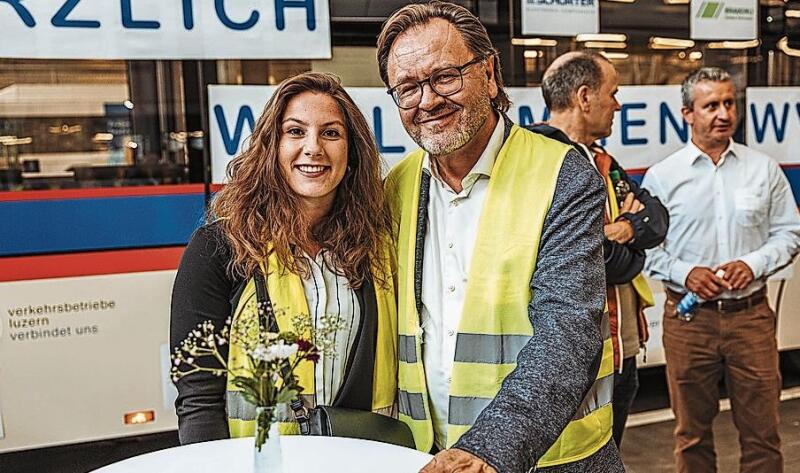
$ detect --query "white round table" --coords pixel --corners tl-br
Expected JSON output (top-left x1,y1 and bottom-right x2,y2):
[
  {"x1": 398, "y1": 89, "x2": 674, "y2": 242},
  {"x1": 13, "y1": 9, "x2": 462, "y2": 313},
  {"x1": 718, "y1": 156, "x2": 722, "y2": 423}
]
[{"x1": 92, "y1": 436, "x2": 433, "y2": 473}]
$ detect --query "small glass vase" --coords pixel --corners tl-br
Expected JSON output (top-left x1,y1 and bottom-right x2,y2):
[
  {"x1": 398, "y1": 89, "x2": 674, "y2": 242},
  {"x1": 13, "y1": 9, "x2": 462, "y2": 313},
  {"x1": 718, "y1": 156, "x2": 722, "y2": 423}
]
[{"x1": 253, "y1": 406, "x2": 283, "y2": 472}]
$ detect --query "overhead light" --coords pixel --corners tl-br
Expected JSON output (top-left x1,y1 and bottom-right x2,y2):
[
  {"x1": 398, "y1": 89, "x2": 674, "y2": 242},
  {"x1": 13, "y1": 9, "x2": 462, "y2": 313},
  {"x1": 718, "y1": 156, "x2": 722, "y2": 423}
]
[
  {"x1": 689, "y1": 51, "x2": 703, "y2": 60},
  {"x1": 778, "y1": 37, "x2": 800, "y2": 57},
  {"x1": 93, "y1": 133, "x2": 114, "y2": 142},
  {"x1": 576, "y1": 33, "x2": 627, "y2": 42},
  {"x1": 0, "y1": 136, "x2": 33, "y2": 146},
  {"x1": 48, "y1": 124, "x2": 82, "y2": 135},
  {"x1": 787, "y1": 10, "x2": 800, "y2": 19},
  {"x1": 512, "y1": 38, "x2": 558, "y2": 47},
  {"x1": 650, "y1": 37, "x2": 695, "y2": 49},
  {"x1": 707, "y1": 39, "x2": 760, "y2": 49},
  {"x1": 123, "y1": 100, "x2": 134, "y2": 110},
  {"x1": 600, "y1": 52, "x2": 630, "y2": 60},
  {"x1": 584, "y1": 41, "x2": 627, "y2": 49},
  {"x1": 524, "y1": 50, "x2": 545, "y2": 58}
]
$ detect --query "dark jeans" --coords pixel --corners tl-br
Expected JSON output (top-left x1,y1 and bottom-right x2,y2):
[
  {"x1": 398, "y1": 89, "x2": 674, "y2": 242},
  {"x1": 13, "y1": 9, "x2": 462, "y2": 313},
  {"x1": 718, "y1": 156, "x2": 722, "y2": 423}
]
[{"x1": 612, "y1": 356, "x2": 639, "y2": 448}]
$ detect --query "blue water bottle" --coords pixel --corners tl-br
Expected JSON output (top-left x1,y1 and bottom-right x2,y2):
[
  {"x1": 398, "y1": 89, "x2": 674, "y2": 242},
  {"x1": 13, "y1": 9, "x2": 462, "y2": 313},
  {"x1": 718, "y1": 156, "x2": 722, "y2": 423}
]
[
  {"x1": 675, "y1": 269, "x2": 725, "y2": 322},
  {"x1": 675, "y1": 292, "x2": 701, "y2": 321}
]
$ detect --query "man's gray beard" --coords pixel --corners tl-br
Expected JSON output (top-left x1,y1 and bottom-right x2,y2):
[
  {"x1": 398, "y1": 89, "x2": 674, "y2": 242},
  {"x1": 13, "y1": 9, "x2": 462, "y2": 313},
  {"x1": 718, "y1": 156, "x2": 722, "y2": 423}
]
[{"x1": 411, "y1": 93, "x2": 492, "y2": 157}]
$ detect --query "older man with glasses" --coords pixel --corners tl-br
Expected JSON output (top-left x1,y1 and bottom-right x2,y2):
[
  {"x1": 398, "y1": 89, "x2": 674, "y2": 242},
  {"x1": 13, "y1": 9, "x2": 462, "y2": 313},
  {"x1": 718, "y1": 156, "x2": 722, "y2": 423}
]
[{"x1": 380, "y1": 2, "x2": 623, "y2": 472}]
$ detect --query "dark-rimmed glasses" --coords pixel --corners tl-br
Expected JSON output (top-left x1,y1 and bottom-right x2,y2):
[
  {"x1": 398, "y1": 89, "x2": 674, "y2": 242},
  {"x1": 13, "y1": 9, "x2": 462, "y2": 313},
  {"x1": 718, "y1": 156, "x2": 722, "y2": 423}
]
[{"x1": 387, "y1": 55, "x2": 487, "y2": 109}]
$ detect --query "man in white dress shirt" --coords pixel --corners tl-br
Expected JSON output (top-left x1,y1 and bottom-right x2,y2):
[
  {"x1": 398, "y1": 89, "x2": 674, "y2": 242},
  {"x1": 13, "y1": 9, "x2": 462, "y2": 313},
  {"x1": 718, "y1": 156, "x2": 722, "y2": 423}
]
[{"x1": 642, "y1": 67, "x2": 800, "y2": 472}]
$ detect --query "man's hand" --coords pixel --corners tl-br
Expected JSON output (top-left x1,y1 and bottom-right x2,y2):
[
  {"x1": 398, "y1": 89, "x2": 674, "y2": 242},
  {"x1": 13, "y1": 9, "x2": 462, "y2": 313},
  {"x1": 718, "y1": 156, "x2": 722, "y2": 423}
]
[
  {"x1": 419, "y1": 448, "x2": 497, "y2": 473},
  {"x1": 604, "y1": 221, "x2": 634, "y2": 244},
  {"x1": 604, "y1": 192, "x2": 644, "y2": 244},
  {"x1": 718, "y1": 260, "x2": 755, "y2": 290},
  {"x1": 686, "y1": 266, "x2": 732, "y2": 300},
  {"x1": 619, "y1": 192, "x2": 644, "y2": 215}
]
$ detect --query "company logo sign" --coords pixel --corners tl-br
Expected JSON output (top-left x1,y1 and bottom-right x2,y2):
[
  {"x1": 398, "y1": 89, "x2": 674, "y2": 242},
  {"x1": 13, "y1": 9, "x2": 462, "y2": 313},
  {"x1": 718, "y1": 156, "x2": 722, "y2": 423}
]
[
  {"x1": 696, "y1": 2, "x2": 724, "y2": 18},
  {"x1": 520, "y1": 0, "x2": 598, "y2": 36},
  {"x1": 691, "y1": 0, "x2": 756, "y2": 40},
  {"x1": 696, "y1": 1, "x2": 754, "y2": 20}
]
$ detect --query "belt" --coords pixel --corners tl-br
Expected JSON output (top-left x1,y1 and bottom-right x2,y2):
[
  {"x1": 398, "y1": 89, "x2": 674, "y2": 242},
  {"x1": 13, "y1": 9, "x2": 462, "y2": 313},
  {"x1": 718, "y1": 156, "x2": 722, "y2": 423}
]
[{"x1": 666, "y1": 288, "x2": 767, "y2": 314}]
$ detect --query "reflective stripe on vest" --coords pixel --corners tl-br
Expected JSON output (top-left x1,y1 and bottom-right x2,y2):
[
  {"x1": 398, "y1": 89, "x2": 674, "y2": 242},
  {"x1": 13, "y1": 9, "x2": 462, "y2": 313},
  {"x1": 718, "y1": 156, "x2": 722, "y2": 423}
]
[
  {"x1": 224, "y1": 246, "x2": 398, "y2": 438},
  {"x1": 385, "y1": 125, "x2": 614, "y2": 467}
]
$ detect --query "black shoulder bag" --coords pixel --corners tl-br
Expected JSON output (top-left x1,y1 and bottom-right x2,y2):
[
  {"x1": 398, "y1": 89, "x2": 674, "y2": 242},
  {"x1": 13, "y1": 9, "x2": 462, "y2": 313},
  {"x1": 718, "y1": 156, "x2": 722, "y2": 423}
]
[{"x1": 252, "y1": 271, "x2": 415, "y2": 449}]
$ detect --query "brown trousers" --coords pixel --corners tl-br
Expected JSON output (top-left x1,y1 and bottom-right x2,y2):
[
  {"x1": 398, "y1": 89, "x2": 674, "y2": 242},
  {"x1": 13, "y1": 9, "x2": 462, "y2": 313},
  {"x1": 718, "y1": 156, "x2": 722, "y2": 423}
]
[{"x1": 662, "y1": 293, "x2": 782, "y2": 473}]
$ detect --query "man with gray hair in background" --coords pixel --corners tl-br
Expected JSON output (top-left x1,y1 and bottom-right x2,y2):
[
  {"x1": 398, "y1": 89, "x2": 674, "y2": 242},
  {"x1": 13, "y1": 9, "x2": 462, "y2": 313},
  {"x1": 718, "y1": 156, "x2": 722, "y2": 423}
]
[
  {"x1": 529, "y1": 51, "x2": 669, "y2": 449},
  {"x1": 642, "y1": 67, "x2": 800, "y2": 472}
]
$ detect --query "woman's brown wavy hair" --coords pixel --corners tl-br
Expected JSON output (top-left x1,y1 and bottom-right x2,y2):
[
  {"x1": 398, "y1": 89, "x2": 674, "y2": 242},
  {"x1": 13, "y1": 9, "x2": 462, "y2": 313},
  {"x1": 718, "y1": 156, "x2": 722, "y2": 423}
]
[{"x1": 209, "y1": 72, "x2": 392, "y2": 288}]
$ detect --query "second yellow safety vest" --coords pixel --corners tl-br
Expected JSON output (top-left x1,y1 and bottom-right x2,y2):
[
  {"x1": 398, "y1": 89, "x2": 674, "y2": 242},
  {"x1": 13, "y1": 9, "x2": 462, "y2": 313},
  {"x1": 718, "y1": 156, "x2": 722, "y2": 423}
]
[{"x1": 225, "y1": 247, "x2": 398, "y2": 437}]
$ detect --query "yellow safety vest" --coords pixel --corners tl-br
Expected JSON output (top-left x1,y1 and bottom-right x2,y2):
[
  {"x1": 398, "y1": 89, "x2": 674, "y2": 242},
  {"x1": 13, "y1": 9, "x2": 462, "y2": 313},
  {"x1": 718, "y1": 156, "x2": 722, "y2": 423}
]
[
  {"x1": 605, "y1": 174, "x2": 655, "y2": 308},
  {"x1": 385, "y1": 125, "x2": 614, "y2": 468},
  {"x1": 226, "y1": 247, "x2": 398, "y2": 437}
]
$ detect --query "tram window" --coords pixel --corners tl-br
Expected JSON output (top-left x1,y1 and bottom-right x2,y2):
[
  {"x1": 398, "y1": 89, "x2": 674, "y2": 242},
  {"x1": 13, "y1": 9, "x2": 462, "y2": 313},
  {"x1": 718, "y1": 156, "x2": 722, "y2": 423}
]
[{"x1": 0, "y1": 59, "x2": 194, "y2": 192}]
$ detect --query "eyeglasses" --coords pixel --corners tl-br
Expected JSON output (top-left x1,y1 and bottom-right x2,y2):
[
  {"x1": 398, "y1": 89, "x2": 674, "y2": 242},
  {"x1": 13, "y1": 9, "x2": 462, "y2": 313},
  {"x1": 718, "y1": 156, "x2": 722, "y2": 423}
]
[{"x1": 387, "y1": 55, "x2": 487, "y2": 110}]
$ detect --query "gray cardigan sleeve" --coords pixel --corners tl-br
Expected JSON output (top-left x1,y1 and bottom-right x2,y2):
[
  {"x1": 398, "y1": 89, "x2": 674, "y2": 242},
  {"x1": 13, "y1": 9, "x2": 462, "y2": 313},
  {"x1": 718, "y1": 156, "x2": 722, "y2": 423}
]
[{"x1": 454, "y1": 150, "x2": 607, "y2": 473}]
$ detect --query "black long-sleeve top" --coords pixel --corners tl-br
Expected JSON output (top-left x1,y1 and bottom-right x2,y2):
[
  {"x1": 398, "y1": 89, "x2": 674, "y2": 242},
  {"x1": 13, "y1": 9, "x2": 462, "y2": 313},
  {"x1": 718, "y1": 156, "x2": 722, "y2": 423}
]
[
  {"x1": 526, "y1": 124, "x2": 669, "y2": 285},
  {"x1": 170, "y1": 223, "x2": 244, "y2": 445}
]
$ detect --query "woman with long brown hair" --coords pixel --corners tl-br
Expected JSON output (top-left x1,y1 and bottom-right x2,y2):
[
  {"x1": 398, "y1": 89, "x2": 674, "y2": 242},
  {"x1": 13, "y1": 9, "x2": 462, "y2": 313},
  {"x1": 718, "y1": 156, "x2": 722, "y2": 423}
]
[{"x1": 170, "y1": 72, "x2": 397, "y2": 444}]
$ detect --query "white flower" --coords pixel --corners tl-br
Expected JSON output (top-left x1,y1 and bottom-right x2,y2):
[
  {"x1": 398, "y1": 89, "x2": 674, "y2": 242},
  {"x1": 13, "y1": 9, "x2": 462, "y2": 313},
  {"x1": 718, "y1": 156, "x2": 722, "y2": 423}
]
[
  {"x1": 251, "y1": 343, "x2": 270, "y2": 361},
  {"x1": 250, "y1": 340, "x2": 299, "y2": 362},
  {"x1": 272, "y1": 341, "x2": 299, "y2": 359}
]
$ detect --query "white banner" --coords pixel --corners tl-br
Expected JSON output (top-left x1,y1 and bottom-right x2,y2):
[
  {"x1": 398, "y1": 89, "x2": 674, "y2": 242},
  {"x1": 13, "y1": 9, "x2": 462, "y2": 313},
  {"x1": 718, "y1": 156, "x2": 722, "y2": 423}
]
[
  {"x1": 520, "y1": 0, "x2": 598, "y2": 37},
  {"x1": 209, "y1": 85, "x2": 689, "y2": 183},
  {"x1": 746, "y1": 87, "x2": 800, "y2": 163},
  {"x1": 0, "y1": 0, "x2": 331, "y2": 59},
  {"x1": 690, "y1": 0, "x2": 757, "y2": 40}
]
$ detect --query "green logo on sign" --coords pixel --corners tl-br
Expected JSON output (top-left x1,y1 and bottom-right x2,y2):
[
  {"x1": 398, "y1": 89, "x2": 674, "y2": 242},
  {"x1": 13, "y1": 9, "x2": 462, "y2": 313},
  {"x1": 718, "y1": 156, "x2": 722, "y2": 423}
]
[{"x1": 697, "y1": 2, "x2": 724, "y2": 18}]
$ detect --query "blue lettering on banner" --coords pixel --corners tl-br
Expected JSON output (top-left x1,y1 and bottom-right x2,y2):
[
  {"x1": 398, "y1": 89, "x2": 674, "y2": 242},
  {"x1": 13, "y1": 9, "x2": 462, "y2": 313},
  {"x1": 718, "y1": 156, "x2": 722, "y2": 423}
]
[
  {"x1": 750, "y1": 103, "x2": 791, "y2": 143},
  {"x1": 621, "y1": 103, "x2": 647, "y2": 146},
  {"x1": 517, "y1": 106, "x2": 550, "y2": 127},
  {"x1": 372, "y1": 107, "x2": 405, "y2": 154},
  {"x1": 51, "y1": 0, "x2": 100, "y2": 28},
  {"x1": 659, "y1": 103, "x2": 688, "y2": 145},
  {"x1": 275, "y1": 0, "x2": 316, "y2": 31},
  {"x1": 121, "y1": 0, "x2": 160, "y2": 29},
  {"x1": 182, "y1": 0, "x2": 194, "y2": 30},
  {"x1": 214, "y1": 0, "x2": 259, "y2": 31},
  {"x1": 214, "y1": 105, "x2": 255, "y2": 156},
  {"x1": 0, "y1": 0, "x2": 36, "y2": 27}
]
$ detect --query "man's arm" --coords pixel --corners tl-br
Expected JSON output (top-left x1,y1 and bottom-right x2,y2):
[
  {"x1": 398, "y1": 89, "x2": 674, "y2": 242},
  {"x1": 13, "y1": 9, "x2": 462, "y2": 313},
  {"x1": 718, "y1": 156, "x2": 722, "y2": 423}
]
[
  {"x1": 615, "y1": 163, "x2": 669, "y2": 251},
  {"x1": 454, "y1": 150, "x2": 607, "y2": 473},
  {"x1": 639, "y1": 170, "x2": 694, "y2": 287},
  {"x1": 738, "y1": 160, "x2": 800, "y2": 279},
  {"x1": 604, "y1": 239, "x2": 646, "y2": 285}
]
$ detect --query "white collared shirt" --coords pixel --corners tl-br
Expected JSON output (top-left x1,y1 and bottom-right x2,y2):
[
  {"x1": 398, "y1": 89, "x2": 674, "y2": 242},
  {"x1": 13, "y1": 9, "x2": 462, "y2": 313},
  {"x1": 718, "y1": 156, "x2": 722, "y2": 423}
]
[
  {"x1": 420, "y1": 114, "x2": 505, "y2": 447},
  {"x1": 301, "y1": 251, "x2": 360, "y2": 406},
  {"x1": 642, "y1": 139, "x2": 800, "y2": 298}
]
